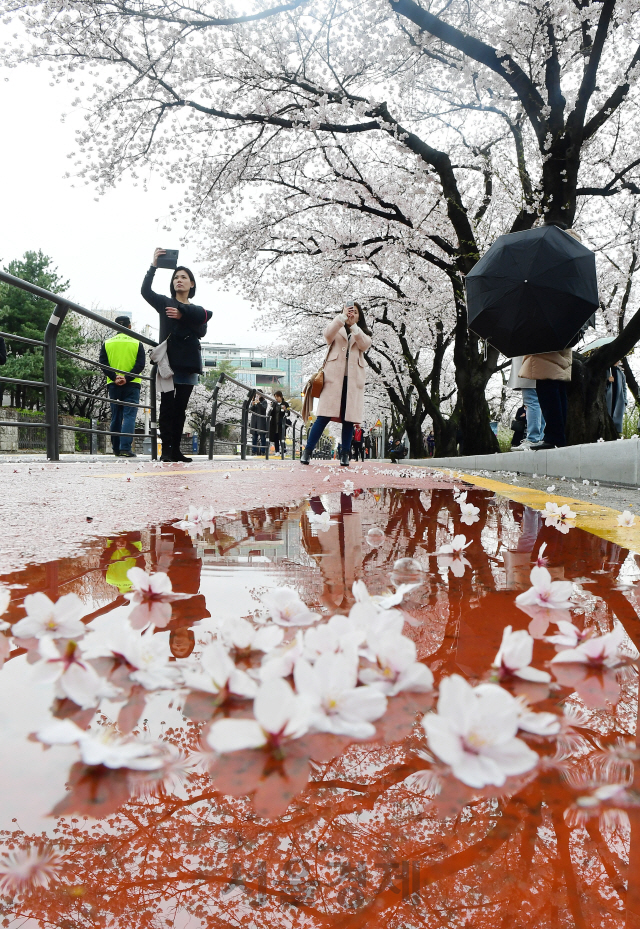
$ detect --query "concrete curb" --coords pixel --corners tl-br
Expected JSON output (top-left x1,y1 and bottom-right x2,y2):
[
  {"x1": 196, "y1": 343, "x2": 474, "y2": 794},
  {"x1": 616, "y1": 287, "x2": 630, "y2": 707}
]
[{"x1": 403, "y1": 438, "x2": 640, "y2": 486}]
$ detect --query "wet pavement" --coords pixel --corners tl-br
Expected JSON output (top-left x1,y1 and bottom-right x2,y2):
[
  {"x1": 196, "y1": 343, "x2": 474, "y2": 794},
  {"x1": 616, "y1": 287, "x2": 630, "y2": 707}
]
[{"x1": 1, "y1": 476, "x2": 639, "y2": 928}]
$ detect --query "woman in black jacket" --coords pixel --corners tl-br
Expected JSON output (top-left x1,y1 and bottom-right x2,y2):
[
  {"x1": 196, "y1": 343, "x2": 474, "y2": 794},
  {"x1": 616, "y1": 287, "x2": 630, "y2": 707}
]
[{"x1": 142, "y1": 249, "x2": 212, "y2": 462}]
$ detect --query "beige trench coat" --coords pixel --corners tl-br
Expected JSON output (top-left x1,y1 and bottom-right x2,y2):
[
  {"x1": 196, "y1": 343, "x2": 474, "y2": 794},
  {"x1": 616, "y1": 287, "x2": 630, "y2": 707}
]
[
  {"x1": 316, "y1": 316, "x2": 372, "y2": 423},
  {"x1": 519, "y1": 349, "x2": 572, "y2": 382}
]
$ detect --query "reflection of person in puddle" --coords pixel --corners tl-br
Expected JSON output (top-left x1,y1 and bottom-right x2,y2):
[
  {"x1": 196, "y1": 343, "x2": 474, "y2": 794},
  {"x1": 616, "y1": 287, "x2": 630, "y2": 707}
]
[
  {"x1": 100, "y1": 532, "x2": 146, "y2": 594},
  {"x1": 151, "y1": 524, "x2": 210, "y2": 656},
  {"x1": 301, "y1": 493, "x2": 363, "y2": 610}
]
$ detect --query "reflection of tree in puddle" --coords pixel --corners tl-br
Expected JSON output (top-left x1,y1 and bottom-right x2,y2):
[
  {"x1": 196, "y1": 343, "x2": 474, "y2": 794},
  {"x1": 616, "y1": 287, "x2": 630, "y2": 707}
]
[{"x1": 0, "y1": 487, "x2": 639, "y2": 928}]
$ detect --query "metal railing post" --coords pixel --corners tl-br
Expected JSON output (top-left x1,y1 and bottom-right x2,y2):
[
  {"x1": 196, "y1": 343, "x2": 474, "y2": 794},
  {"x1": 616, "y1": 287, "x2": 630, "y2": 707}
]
[
  {"x1": 264, "y1": 408, "x2": 272, "y2": 461},
  {"x1": 208, "y1": 373, "x2": 224, "y2": 460},
  {"x1": 240, "y1": 390, "x2": 254, "y2": 461},
  {"x1": 90, "y1": 419, "x2": 98, "y2": 455},
  {"x1": 43, "y1": 303, "x2": 68, "y2": 460},
  {"x1": 149, "y1": 363, "x2": 158, "y2": 460}
]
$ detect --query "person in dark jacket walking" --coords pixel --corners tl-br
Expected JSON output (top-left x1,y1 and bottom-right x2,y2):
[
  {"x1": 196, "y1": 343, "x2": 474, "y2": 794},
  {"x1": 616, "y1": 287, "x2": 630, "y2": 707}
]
[
  {"x1": 98, "y1": 317, "x2": 146, "y2": 457},
  {"x1": 142, "y1": 249, "x2": 212, "y2": 462},
  {"x1": 0, "y1": 337, "x2": 6, "y2": 366},
  {"x1": 250, "y1": 394, "x2": 268, "y2": 455},
  {"x1": 269, "y1": 390, "x2": 289, "y2": 455}
]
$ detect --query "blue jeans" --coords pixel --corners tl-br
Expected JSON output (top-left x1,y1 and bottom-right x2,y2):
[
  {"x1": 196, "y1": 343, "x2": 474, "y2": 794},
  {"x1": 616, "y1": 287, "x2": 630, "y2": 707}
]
[
  {"x1": 521, "y1": 387, "x2": 545, "y2": 444},
  {"x1": 108, "y1": 383, "x2": 140, "y2": 453},
  {"x1": 306, "y1": 416, "x2": 354, "y2": 456}
]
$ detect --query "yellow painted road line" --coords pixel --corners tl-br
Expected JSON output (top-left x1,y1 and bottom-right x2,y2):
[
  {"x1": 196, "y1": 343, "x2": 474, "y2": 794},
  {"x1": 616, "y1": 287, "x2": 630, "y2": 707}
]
[
  {"x1": 432, "y1": 468, "x2": 640, "y2": 552},
  {"x1": 89, "y1": 463, "x2": 294, "y2": 479}
]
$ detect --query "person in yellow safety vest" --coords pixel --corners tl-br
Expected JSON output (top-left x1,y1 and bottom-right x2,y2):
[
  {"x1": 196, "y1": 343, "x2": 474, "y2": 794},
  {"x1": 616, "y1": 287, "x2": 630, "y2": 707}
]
[{"x1": 98, "y1": 316, "x2": 146, "y2": 458}]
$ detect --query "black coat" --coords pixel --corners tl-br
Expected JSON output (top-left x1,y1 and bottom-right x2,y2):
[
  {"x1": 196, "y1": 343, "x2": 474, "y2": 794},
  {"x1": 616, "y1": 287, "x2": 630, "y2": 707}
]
[
  {"x1": 0, "y1": 337, "x2": 5, "y2": 366},
  {"x1": 269, "y1": 399, "x2": 289, "y2": 439},
  {"x1": 250, "y1": 398, "x2": 268, "y2": 431},
  {"x1": 141, "y1": 267, "x2": 212, "y2": 373}
]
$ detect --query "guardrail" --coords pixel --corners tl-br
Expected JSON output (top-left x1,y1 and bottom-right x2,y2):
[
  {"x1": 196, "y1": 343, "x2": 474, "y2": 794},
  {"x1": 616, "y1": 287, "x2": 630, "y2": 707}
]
[
  {"x1": 0, "y1": 269, "x2": 158, "y2": 460},
  {"x1": 208, "y1": 372, "x2": 306, "y2": 460}
]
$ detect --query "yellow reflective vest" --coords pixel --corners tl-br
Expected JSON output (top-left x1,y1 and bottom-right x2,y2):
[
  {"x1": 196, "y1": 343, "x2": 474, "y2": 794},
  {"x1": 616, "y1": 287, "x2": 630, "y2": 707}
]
[{"x1": 104, "y1": 332, "x2": 143, "y2": 384}]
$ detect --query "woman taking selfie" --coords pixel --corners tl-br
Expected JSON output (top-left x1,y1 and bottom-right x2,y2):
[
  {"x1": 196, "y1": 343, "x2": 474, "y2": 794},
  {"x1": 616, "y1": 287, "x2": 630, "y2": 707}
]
[
  {"x1": 301, "y1": 302, "x2": 372, "y2": 468},
  {"x1": 142, "y1": 248, "x2": 212, "y2": 462}
]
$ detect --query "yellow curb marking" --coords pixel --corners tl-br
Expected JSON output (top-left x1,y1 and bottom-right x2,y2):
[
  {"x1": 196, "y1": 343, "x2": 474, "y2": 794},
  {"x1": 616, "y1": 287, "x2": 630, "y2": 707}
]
[{"x1": 432, "y1": 468, "x2": 640, "y2": 553}]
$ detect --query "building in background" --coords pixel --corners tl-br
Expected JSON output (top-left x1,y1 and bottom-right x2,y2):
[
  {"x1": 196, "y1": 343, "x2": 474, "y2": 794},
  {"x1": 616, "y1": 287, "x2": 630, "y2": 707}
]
[{"x1": 200, "y1": 343, "x2": 303, "y2": 395}]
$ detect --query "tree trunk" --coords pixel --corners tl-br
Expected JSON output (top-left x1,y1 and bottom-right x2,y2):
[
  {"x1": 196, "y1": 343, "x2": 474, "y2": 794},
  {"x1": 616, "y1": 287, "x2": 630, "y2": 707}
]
[
  {"x1": 433, "y1": 415, "x2": 458, "y2": 457},
  {"x1": 566, "y1": 353, "x2": 617, "y2": 445},
  {"x1": 405, "y1": 416, "x2": 426, "y2": 457}
]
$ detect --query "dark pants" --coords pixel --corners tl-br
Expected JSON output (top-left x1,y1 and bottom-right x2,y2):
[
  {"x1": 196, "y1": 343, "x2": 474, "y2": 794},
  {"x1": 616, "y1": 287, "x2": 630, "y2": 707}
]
[
  {"x1": 108, "y1": 383, "x2": 140, "y2": 453},
  {"x1": 536, "y1": 379, "x2": 568, "y2": 447},
  {"x1": 252, "y1": 430, "x2": 266, "y2": 455},
  {"x1": 159, "y1": 384, "x2": 193, "y2": 453},
  {"x1": 352, "y1": 441, "x2": 364, "y2": 460},
  {"x1": 274, "y1": 432, "x2": 286, "y2": 455},
  {"x1": 307, "y1": 416, "x2": 355, "y2": 456}
]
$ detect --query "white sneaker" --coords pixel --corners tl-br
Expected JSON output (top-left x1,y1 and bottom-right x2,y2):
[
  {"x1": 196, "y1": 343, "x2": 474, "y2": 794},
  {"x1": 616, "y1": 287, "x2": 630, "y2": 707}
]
[{"x1": 514, "y1": 440, "x2": 534, "y2": 451}]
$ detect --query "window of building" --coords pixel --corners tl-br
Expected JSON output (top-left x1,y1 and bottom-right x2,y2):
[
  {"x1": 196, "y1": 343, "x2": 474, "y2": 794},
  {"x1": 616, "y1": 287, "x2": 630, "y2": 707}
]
[{"x1": 251, "y1": 360, "x2": 263, "y2": 368}]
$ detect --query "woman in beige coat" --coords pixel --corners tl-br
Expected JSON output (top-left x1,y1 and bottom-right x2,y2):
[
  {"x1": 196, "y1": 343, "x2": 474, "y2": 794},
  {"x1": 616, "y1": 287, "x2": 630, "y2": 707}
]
[
  {"x1": 518, "y1": 349, "x2": 572, "y2": 448},
  {"x1": 301, "y1": 302, "x2": 372, "y2": 467}
]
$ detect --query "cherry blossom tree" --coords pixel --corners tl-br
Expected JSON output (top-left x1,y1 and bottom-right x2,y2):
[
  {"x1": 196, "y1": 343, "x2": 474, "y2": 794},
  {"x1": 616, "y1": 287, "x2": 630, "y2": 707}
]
[{"x1": 5, "y1": 0, "x2": 640, "y2": 448}]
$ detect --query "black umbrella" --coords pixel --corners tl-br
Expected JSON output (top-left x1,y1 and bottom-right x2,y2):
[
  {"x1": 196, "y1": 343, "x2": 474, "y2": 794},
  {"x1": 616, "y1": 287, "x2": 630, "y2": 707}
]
[{"x1": 465, "y1": 224, "x2": 599, "y2": 357}]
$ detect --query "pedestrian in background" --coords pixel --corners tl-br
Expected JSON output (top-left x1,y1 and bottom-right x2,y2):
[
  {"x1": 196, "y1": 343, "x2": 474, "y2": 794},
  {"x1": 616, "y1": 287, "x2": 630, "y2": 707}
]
[
  {"x1": 508, "y1": 355, "x2": 545, "y2": 450},
  {"x1": 510, "y1": 404, "x2": 527, "y2": 448},
  {"x1": 300, "y1": 302, "x2": 372, "y2": 468},
  {"x1": 99, "y1": 316, "x2": 146, "y2": 458},
  {"x1": 364, "y1": 431, "x2": 372, "y2": 459},
  {"x1": 352, "y1": 424, "x2": 364, "y2": 460},
  {"x1": 607, "y1": 361, "x2": 627, "y2": 436},
  {"x1": 519, "y1": 350, "x2": 572, "y2": 448},
  {"x1": 426, "y1": 430, "x2": 435, "y2": 456},
  {"x1": 269, "y1": 390, "x2": 289, "y2": 455},
  {"x1": 251, "y1": 394, "x2": 268, "y2": 455},
  {"x1": 0, "y1": 336, "x2": 6, "y2": 366},
  {"x1": 142, "y1": 249, "x2": 212, "y2": 462}
]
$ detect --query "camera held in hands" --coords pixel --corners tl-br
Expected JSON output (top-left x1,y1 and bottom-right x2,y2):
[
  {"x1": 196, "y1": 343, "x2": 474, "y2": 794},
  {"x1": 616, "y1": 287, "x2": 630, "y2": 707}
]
[{"x1": 156, "y1": 249, "x2": 179, "y2": 270}]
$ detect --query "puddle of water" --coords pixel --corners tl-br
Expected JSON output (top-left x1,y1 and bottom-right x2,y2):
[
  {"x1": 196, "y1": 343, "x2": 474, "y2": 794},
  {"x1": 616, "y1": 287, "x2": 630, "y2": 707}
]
[{"x1": 0, "y1": 486, "x2": 639, "y2": 928}]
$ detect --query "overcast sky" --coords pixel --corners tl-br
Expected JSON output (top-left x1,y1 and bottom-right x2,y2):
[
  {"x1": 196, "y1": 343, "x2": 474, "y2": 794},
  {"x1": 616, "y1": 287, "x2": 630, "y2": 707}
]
[{"x1": 0, "y1": 66, "x2": 273, "y2": 347}]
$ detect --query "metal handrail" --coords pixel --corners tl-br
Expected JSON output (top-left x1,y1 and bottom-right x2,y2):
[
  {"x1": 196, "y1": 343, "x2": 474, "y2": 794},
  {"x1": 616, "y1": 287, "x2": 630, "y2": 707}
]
[
  {"x1": 0, "y1": 269, "x2": 158, "y2": 459},
  {"x1": 208, "y1": 371, "x2": 305, "y2": 461}
]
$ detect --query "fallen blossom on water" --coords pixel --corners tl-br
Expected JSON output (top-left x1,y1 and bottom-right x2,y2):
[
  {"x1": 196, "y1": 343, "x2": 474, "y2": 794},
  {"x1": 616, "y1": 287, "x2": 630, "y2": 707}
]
[
  {"x1": 492, "y1": 626, "x2": 551, "y2": 683},
  {"x1": 421, "y1": 675, "x2": 539, "y2": 788},
  {"x1": 220, "y1": 616, "x2": 283, "y2": 653},
  {"x1": 343, "y1": 480, "x2": 355, "y2": 494},
  {"x1": 536, "y1": 543, "x2": 548, "y2": 567},
  {"x1": 206, "y1": 678, "x2": 311, "y2": 753},
  {"x1": 352, "y1": 578, "x2": 418, "y2": 611},
  {"x1": 182, "y1": 641, "x2": 257, "y2": 698},
  {"x1": 125, "y1": 568, "x2": 192, "y2": 629},
  {"x1": 0, "y1": 847, "x2": 62, "y2": 893},
  {"x1": 437, "y1": 534, "x2": 472, "y2": 578},
  {"x1": 37, "y1": 719, "x2": 165, "y2": 770},
  {"x1": 261, "y1": 587, "x2": 320, "y2": 627},
  {"x1": 516, "y1": 566, "x2": 573, "y2": 611},
  {"x1": 359, "y1": 633, "x2": 434, "y2": 696},
  {"x1": 11, "y1": 592, "x2": 86, "y2": 640},
  {"x1": 294, "y1": 652, "x2": 387, "y2": 739},
  {"x1": 550, "y1": 626, "x2": 627, "y2": 668},
  {"x1": 617, "y1": 510, "x2": 635, "y2": 527},
  {"x1": 33, "y1": 639, "x2": 119, "y2": 708},
  {"x1": 546, "y1": 619, "x2": 589, "y2": 649},
  {"x1": 176, "y1": 504, "x2": 215, "y2": 536},
  {"x1": 302, "y1": 615, "x2": 365, "y2": 663}
]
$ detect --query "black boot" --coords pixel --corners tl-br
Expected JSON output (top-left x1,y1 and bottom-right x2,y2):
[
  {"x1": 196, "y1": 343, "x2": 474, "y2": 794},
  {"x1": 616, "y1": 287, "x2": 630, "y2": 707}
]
[
  {"x1": 171, "y1": 429, "x2": 192, "y2": 462},
  {"x1": 160, "y1": 444, "x2": 174, "y2": 462},
  {"x1": 300, "y1": 446, "x2": 313, "y2": 465},
  {"x1": 340, "y1": 452, "x2": 350, "y2": 467}
]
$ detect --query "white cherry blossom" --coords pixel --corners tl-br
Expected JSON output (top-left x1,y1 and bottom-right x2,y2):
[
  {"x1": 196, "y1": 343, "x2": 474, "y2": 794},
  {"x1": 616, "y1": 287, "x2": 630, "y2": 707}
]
[
  {"x1": 176, "y1": 504, "x2": 216, "y2": 537},
  {"x1": 492, "y1": 626, "x2": 551, "y2": 682},
  {"x1": 37, "y1": 719, "x2": 165, "y2": 770},
  {"x1": 302, "y1": 614, "x2": 365, "y2": 662},
  {"x1": 220, "y1": 616, "x2": 283, "y2": 653},
  {"x1": 617, "y1": 510, "x2": 635, "y2": 527},
  {"x1": 0, "y1": 847, "x2": 62, "y2": 892},
  {"x1": 12, "y1": 592, "x2": 86, "y2": 640},
  {"x1": 258, "y1": 631, "x2": 305, "y2": 681},
  {"x1": 206, "y1": 678, "x2": 311, "y2": 753},
  {"x1": 343, "y1": 480, "x2": 355, "y2": 494},
  {"x1": 294, "y1": 652, "x2": 387, "y2": 739},
  {"x1": 126, "y1": 568, "x2": 191, "y2": 629},
  {"x1": 437, "y1": 534, "x2": 472, "y2": 577},
  {"x1": 359, "y1": 633, "x2": 434, "y2": 695},
  {"x1": 33, "y1": 638, "x2": 119, "y2": 708},
  {"x1": 546, "y1": 619, "x2": 589, "y2": 649},
  {"x1": 551, "y1": 626, "x2": 627, "y2": 668},
  {"x1": 515, "y1": 566, "x2": 574, "y2": 611},
  {"x1": 0, "y1": 583, "x2": 10, "y2": 617},
  {"x1": 308, "y1": 510, "x2": 333, "y2": 533},
  {"x1": 260, "y1": 586, "x2": 320, "y2": 627},
  {"x1": 422, "y1": 675, "x2": 538, "y2": 788},
  {"x1": 182, "y1": 641, "x2": 257, "y2": 698}
]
